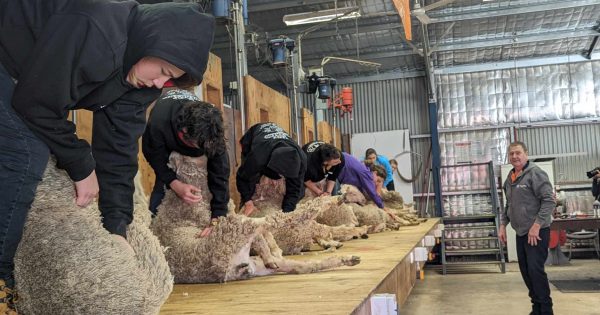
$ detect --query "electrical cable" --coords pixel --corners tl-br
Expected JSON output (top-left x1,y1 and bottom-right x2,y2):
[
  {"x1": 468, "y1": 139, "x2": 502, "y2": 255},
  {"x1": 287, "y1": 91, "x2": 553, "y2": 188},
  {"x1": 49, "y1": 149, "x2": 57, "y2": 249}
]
[{"x1": 394, "y1": 151, "x2": 423, "y2": 183}]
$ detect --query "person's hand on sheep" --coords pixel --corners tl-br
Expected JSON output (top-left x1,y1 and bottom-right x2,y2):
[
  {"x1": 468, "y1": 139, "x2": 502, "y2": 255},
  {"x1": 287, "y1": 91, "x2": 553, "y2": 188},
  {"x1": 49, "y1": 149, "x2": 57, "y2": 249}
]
[
  {"x1": 74, "y1": 170, "x2": 99, "y2": 207},
  {"x1": 170, "y1": 179, "x2": 202, "y2": 204},
  {"x1": 196, "y1": 218, "x2": 219, "y2": 238},
  {"x1": 243, "y1": 200, "x2": 257, "y2": 216},
  {"x1": 383, "y1": 207, "x2": 397, "y2": 220}
]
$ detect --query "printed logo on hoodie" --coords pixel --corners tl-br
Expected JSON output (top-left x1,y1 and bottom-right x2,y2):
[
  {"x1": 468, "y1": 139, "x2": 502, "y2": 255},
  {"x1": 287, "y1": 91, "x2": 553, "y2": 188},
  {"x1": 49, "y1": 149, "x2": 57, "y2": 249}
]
[
  {"x1": 260, "y1": 123, "x2": 290, "y2": 140},
  {"x1": 306, "y1": 141, "x2": 325, "y2": 153}
]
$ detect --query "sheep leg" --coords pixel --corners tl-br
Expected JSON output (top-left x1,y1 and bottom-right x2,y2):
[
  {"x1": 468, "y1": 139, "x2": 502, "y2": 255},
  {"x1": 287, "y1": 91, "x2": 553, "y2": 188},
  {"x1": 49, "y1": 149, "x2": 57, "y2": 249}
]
[
  {"x1": 262, "y1": 230, "x2": 283, "y2": 259},
  {"x1": 327, "y1": 225, "x2": 369, "y2": 241},
  {"x1": 251, "y1": 233, "x2": 279, "y2": 270},
  {"x1": 273, "y1": 255, "x2": 361, "y2": 274},
  {"x1": 368, "y1": 223, "x2": 387, "y2": 234}
]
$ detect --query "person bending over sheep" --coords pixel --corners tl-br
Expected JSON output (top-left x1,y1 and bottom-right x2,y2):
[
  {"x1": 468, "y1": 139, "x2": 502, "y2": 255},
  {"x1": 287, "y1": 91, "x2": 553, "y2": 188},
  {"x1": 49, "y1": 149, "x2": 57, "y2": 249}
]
[
  {"x1": 0, "y1": 1, "x2": 215, "y2": 311},
  {"x1": 302, "y1": 141, "x2": 344, "y2": 197},
  {"x1": 143, "y1": 91, "x2": 229, "y2": 238},
  {"x1": 337, "y1": 153, "x2": 385, "y2": 209},
  {"x1": 237, "y1": 123, "x2": 306, "y2": 216}
]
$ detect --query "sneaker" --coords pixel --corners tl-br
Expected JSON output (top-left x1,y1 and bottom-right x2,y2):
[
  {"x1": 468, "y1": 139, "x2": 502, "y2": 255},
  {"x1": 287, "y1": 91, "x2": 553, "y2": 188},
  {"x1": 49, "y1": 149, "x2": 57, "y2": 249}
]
[{"x1": 0, "y1": 279, "x2": 17, "y2": 315}]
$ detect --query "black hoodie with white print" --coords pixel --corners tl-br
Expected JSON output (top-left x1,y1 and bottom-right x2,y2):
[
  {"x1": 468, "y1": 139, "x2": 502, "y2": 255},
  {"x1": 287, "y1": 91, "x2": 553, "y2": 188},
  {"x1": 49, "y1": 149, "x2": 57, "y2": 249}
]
[
  {"x1": 236, "y1": 123, "x2": 306, "y2": 212},
  {"x1": 0, "y1": 0, "x2": 215, "y2": 236}
]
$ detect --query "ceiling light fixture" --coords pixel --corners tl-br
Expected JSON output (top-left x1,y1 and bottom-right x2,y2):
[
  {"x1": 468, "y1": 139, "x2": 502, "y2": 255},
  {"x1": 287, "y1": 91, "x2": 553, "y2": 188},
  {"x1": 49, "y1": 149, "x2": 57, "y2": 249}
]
[{"x1": 283, "y1": 6, "x2": 361, "y2": 26}]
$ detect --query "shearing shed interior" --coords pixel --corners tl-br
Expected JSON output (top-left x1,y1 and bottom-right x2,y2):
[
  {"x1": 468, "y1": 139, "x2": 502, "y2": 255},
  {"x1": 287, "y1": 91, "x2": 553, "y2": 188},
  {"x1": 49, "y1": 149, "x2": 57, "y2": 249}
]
[{"x1": 1, "y1": 0, "x2": 599, "y2": 314}]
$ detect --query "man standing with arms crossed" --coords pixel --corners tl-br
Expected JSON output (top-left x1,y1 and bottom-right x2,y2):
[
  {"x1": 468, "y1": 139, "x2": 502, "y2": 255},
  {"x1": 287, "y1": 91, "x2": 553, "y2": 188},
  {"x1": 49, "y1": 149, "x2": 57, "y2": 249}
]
[{"x1": 499, "y1": 141, "x2": 554, "y2": 315}]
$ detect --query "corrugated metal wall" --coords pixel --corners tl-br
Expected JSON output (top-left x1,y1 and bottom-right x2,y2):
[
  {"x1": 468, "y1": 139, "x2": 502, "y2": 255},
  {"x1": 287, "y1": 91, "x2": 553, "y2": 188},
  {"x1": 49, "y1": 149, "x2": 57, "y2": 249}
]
[
  {"x1": 517, "y1": 124, "x2": 600, "y2": 183},
  {"x1": 224, "y1": 59, "x2": 599, "y2": 214},
  {"x1": 300, "y1": 77, "x2": 431, "y2": 136},
  {"x1": 436, "y1": 61, "x2": 600, "y2": 128},
  {"x1": 434, "y1": 59, "x2": 600, "y2": 193}
]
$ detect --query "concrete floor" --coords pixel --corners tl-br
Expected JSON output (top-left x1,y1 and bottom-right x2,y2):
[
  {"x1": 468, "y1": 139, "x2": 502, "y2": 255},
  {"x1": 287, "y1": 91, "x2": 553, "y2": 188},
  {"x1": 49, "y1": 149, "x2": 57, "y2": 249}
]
[{"x1": 402, "y1": 259, "x2": 600, "y2": 315}]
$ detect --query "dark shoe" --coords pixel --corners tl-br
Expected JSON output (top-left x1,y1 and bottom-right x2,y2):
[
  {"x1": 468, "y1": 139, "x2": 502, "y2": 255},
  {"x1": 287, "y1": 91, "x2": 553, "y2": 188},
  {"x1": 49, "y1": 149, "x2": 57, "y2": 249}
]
[
  {"x1": 0, "y1": 279, "x2": 17, "y2": 314},
  {"x1": 529, "y1": 303, "x2": 540, "y2": 315}
]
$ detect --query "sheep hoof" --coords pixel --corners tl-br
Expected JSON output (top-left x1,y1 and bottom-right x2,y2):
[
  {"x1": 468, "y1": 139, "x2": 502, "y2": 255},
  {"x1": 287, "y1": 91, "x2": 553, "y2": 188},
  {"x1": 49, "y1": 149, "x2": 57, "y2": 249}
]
[
  {"x1": 344, "y1": 256, "x2": 361, "y2": 266},
  {"x1": 360, "y1": 234, "x2": 369, "y2": 239},
  {"x1": 265, "y1": 262, "x2": 279, "y2": 269}
]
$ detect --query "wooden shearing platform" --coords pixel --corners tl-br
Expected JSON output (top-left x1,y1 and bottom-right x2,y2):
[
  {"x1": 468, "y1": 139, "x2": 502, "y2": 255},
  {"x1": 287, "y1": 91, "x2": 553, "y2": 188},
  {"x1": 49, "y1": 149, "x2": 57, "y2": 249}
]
[{"x1": 160, "y1": 219, "x2": 440, "y2": 315}]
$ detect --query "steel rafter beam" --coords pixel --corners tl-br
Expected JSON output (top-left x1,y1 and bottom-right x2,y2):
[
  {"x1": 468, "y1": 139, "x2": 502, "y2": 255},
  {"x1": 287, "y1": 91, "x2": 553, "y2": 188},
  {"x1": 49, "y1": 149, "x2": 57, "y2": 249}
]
[
  {"x1": 419, "y1": 0, "x2": 600, "y2": 25},
  {"x1": 431, "y1": 29, "x2": 600, "y2": 52},
  {"x1": 586, "y1": 35, "x2": 599, "y2": 59},
  {"x1": 211, "y1": 12, "x2": 407, "y2": 50},
  {"x1": 248, "y1": 0, "x2": 335, "y2": 13},
  {"x1": 212, "y1": 22, "x2": 406, "y2": 50},
  {"x1": 219, "y1": 48, "x2": 418, "y2": 68}
]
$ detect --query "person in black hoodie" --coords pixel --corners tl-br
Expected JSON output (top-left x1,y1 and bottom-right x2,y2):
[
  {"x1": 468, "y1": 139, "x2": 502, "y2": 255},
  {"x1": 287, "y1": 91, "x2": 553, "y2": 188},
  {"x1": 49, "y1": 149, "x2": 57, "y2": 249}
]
[
  {"x1": 0, "y1": 0, "x2": 215, "y2": 305},
  {"x1": 302, "y1": 141, "x2": 345, "y2": 196},
  {"x1": 237, "y1": 123, "x2": 307, "y2": 216},
  {"x1": 142, "y1": 89, "x2": 229, "y2": 236}
]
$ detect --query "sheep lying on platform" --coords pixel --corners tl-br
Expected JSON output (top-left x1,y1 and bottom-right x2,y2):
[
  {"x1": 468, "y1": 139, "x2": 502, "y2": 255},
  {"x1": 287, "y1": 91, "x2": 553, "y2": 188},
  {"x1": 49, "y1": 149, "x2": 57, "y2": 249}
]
[
  {"x1": 14, "y1": 158, "x2": 173, "y2": 315},
  {"x1": 313, "y1": 196, "x2": 359, "y2": 228},
  {"x1": 151, "y1": 152, "x2": 361, "y2": 283},
  {"x1": 248, "y1": 177, "x2": 369, "y2": 255},
  {"x1": 341, "y1": 185, "x2": 423, "y2": 231},
  {"x1": 381, "y1": 190, "x2": 425, "y2": 226}
]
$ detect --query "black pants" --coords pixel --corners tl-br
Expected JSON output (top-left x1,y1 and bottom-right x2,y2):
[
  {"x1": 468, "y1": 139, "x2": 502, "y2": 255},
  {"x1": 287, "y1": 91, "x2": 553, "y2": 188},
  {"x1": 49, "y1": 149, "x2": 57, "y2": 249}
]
[
  {"x1": 516, "y1": 227, "x2": 553, "y2": 315},
  {"x1": 386, "y1": 181, "x2": 395, "y2": 191},
  {"x1": 149, "y1": 179, "x2": 166, "y2": 215}
]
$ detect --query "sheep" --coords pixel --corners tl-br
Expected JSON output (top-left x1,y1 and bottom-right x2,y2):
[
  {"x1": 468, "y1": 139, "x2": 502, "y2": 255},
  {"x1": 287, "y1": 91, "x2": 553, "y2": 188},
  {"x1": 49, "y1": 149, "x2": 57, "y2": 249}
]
[
  {"x1": 14, "y1": 157, "x2": 173, "y2": 315},
  {"x1": 247, "y1": 177, "x2": 369, "y2": 255},
  {"x1": 381, "y1": 190, "x2": 425, "y2": 226},
  {"x1": 313, "y1": 196, "x2": 359, "y2": 228},
  {"x1": 301, "y1": 183, "x2": 360, "y2": 228},
  {"x1": 341, "y1": 185, "x2": 422, "y2": 231},
  {"x1": 151, "y1": 152, "x2": 361, "y2": 283}
]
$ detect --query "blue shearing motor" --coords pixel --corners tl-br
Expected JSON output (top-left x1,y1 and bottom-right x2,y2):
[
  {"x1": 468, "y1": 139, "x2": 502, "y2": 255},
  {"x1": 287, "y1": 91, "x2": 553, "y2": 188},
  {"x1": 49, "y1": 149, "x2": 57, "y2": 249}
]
[
  {"x1": 268, "y1": 37, "x2": 295, "y2": 66},
  {"x1": 317, "y1": 76, "x2": 337, "y2": 99}
]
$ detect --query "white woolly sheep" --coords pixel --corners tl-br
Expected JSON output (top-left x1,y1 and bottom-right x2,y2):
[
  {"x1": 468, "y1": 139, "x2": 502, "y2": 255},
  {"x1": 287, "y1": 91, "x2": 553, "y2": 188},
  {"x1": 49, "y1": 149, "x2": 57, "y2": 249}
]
[
  {"x1": 151, "y1": 152, "x2": 361, "y2": 283},
  {"x1": 14, "y1": 158, "x2": 173, "y2": 315},
  {"x1": 248, "y1": 177, "x2": 369, "y2": 255}
]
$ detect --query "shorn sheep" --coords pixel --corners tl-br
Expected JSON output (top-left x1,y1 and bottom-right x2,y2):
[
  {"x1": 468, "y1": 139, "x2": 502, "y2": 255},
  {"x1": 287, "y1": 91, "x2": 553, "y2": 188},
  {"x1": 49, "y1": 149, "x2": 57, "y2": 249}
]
[
  {"x1": 14, "y1": 158, "x2": 173, "y2": 315},
  {"x1": 151, "y1": 152, "x2": 360, "y2": 283}
]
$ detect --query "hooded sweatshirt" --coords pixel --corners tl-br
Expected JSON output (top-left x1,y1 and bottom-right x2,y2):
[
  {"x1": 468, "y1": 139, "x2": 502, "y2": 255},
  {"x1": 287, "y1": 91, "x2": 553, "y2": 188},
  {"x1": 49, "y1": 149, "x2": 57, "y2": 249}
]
[
  {"x1": 501, "y1": 161, "x2": 554, "y2": 236},
  {"x1": 338, "y1": 153, "x2": 384, "y2": 208},
  {"x1": 236, "y1": 122, "x2": 306, "y2": 212},
  {"x1": 302, "y1": 141, "x2": 345, "y2": 183},
  {"x1": 142, "y1": 89, "x2": 229, "y2": 218},
  {"x1": 0, "y1": 0, "x2": 215, "y2": 235}
]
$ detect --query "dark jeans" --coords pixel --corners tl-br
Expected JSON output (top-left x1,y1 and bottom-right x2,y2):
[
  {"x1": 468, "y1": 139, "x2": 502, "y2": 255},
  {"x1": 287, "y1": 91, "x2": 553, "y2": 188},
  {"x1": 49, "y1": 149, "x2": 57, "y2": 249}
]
[
  {"x1": 516, "y1": 227, "x2": 553, "y2": 315},
  {"x1": 149, "y1": 179, "x2": 166, "y2": 215},
  {"x1": 386, "y1": 181, "x2": 395, "y2": 191},
  {"x1": 0, "y1": 63, "x2": 50, "y2": 287}
]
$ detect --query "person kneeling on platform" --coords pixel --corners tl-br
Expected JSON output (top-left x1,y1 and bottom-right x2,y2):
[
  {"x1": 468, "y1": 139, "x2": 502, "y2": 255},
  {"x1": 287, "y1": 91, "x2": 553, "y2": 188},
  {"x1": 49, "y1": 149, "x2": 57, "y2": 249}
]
[
  {"x1": 237, "y1": 122, "x2": 306, "y2": 216},
  {"x1": 143, "y1": 91, "x2": 229, "y2": 237}
]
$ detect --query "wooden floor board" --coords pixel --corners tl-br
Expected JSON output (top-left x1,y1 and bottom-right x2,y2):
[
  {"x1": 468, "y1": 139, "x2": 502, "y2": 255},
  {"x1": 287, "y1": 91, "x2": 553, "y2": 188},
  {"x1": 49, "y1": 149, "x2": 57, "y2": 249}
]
[{"x1": 160, "y1": 219, "x2": 439, "y2": 315}]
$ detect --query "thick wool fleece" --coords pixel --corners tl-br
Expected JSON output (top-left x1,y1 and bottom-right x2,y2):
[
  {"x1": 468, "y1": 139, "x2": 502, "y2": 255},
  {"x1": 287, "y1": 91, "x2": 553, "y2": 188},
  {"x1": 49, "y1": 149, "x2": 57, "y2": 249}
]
[
  {"x1": 14, "y1": 158, "x2": 173, "y2": 315},
  {"x1": 151, "y1": 152, "x2": 361, "y2": 283},
  {"x1": 249, "y1": 178, "x2": 368, "y2": 255}
]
